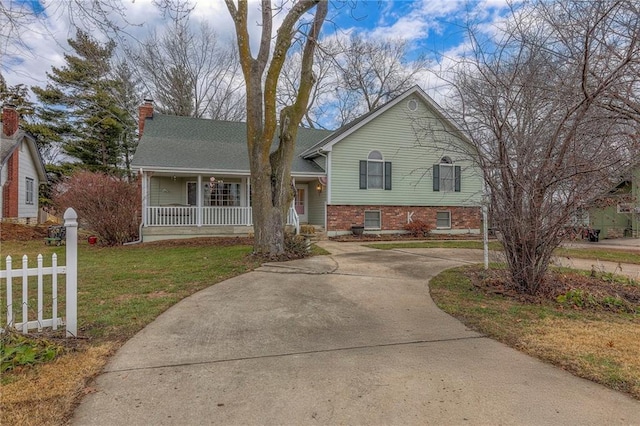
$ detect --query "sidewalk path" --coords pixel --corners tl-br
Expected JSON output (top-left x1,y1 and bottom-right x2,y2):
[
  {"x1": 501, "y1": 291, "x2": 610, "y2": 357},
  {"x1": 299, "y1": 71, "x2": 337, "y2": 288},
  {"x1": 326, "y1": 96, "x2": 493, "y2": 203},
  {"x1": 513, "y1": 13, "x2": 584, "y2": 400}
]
[{"x1": 72, "y1": 243, "x2": 640, "y2": 425}]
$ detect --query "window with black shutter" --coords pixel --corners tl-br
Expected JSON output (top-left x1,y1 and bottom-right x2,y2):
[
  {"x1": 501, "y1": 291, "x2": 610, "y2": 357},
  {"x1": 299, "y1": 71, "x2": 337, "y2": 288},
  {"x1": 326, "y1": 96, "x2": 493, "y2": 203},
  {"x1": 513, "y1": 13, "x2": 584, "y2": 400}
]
[
  {"x1": 359, "y1": 151, "x2": 392, "y2": 190},
  {"x1": 433, "y1": 157, "x2": 461, "y2": 192}
]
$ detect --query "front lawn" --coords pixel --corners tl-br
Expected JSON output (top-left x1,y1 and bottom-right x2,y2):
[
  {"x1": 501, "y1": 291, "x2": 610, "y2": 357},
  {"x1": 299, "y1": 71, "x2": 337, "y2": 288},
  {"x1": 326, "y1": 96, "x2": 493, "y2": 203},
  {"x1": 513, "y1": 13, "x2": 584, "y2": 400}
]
[
  {"x1": 429, "y1": 266, "x2": 640, "y2": 399},
  {"x1": 1, "y1": 238, "x2": 261, "y2": 425},
  {"x1": 368, "y1": 240, "x2": 640, "y2": 265}
]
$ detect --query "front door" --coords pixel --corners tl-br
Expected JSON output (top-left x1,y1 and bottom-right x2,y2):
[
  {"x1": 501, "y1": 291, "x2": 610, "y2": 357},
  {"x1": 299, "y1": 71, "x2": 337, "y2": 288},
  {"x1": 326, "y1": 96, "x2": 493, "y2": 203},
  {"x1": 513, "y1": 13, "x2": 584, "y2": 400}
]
[{"x1": 295, "y1": 184, "x2": 308, "y2": 223}]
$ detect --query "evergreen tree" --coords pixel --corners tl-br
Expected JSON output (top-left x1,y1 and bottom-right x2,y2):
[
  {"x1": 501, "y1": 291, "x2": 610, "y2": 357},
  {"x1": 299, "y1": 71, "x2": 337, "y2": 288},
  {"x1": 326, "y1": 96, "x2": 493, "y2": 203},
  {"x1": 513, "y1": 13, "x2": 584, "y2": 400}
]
[
  {"x1": 32, "y1": 30, "x2": 131, "y2": 173},
  {"x1": 111, "y1": 60, "x2": 141, "y2": 179}
]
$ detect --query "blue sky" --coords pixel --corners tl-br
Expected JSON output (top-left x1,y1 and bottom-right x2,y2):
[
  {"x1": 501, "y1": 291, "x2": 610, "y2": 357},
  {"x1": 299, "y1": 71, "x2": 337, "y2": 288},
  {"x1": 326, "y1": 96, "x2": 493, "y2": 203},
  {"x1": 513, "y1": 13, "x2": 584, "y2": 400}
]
[{"x1": 3, "y1": 0, "x2": 513, "y2": 101}]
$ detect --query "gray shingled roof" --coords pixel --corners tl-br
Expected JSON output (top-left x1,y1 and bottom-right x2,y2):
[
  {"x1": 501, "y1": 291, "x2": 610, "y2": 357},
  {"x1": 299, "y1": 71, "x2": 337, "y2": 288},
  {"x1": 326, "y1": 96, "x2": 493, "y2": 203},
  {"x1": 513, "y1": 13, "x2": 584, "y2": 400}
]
[
  {"x1": 0, "y1": 124, "x2": 17, "y2": 165},
  {"x1": 0, "y1": 125, "x2": 47, "y2": 182},
  {"x1": 131, "y1": 115, "x2": 332, "y2": 175}
]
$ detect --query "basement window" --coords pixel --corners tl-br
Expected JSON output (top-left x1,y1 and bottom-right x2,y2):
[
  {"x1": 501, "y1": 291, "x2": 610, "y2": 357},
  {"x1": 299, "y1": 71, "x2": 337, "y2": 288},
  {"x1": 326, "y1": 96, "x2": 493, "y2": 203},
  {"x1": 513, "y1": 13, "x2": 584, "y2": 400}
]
[
  {"x1": 436, "y1": 211, "x2": 451, "y2": 229},
  {"x1": 364, "y1": 210, "x2": 381, "y2": 230}
]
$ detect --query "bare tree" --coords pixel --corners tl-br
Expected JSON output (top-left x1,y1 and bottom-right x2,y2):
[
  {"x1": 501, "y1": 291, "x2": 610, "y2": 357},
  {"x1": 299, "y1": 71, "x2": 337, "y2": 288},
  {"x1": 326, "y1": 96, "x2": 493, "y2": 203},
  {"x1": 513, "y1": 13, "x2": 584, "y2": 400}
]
[
  {"x1": 0, "y1": 1, "x2": 45, "y2": 63},
  {"x1": 277, "y1": 45, "x2": 335, "y2": 128},
  {"x1": 135, "y1": 19, "x2": 244, "y2": 118},
  {"x1": 447, "y1": 0, "x2": 640, "y2": 295},
  {"x1": 225, "y1": 0, "x2": 328, "y2": 256},
  {"x1": 331, "y1": 35, "x2": 430, "y2": 125}
]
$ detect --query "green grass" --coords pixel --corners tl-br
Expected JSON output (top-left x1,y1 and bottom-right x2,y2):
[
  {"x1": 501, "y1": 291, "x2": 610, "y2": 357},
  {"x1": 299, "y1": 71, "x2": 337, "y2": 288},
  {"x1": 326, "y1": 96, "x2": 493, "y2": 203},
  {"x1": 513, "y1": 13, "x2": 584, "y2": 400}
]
[
  {"x1": 556, "y1": 247, "x2": 640, "y2": 265},
  {"x1": 367, "y1": 240, "x2": 640, "y2": 265},
  {"x1": 1, "y1": 240, "x2": 260, "y2": 342},
  {"x1": 366, "y1": 240, "x2": 502, "y2": 250},
  {"x1": 429, "y1": 266, "x2": 640, "y2": 399}
]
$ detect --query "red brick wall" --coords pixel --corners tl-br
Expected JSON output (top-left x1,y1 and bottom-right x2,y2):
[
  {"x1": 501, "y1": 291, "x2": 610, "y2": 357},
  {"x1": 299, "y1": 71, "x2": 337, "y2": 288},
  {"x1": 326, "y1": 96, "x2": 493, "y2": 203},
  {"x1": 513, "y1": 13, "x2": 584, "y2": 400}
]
[
  {"x1": 2, "y1": 106, "x2": 19, "y2": 137},
  {"x1": 2, "y1": 150, "x2": 19, "y2": 218},
  {"x1": 327, "y1": 204, "x2": 481, "y2": 232},
  {"x1": 138, "y1": 100, "x2": 154, "y2": 138}
]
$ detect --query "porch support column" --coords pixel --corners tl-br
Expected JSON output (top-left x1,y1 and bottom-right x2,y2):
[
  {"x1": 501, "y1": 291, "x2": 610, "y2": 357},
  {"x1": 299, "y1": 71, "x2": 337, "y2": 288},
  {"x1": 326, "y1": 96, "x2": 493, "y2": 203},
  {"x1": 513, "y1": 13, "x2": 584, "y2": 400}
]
[
  {"x1": 197, "y1": 175, "x2": 202, "y2": 227},
  {"x1": 291, "y1": 178, "x2": 296, "y2": 223},
  {"x1": 245, "y1": 177, "x2": 251, "y2": 225}
]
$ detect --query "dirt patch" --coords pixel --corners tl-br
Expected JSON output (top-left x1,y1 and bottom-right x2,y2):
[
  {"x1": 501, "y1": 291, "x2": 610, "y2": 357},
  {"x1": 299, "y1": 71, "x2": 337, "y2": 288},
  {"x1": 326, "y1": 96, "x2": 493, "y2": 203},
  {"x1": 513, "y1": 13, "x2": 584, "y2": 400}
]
[
  {"x1": 142, "y1": 236, "x2": 254, "y2": 248},
  {"x1": 0, "y1": 223, "x2": 51, "y2": 242}
]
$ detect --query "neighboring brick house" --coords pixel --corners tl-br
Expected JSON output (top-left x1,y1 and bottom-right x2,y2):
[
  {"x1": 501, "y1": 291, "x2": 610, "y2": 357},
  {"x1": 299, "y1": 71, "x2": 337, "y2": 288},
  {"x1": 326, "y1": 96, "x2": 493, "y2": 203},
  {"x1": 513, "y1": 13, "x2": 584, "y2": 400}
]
[
  {"x1": 132, "y1": 86, "x2": 482, "y2": 242},
  {"x1": 1, "y1": 104, "x2": 47, "y2": 224}
]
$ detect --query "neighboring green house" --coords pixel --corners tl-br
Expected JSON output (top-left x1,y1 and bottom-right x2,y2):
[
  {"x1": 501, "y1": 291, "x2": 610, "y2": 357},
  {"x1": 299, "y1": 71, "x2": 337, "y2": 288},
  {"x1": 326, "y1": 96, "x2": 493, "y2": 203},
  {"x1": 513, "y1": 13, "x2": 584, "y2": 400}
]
[
  {"x1": 131, "y1": 86, "x2": 483, "y2": 242},
  {"x1": 588, "y1": 167, "x2": 640, "y2": 239}
]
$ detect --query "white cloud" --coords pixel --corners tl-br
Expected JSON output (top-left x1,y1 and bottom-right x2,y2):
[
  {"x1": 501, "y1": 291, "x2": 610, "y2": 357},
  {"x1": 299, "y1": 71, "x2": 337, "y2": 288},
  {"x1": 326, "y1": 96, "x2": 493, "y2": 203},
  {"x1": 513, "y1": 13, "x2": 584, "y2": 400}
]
[{"x1": 2, "y1": 0, "x2": 516, "y2": 120}]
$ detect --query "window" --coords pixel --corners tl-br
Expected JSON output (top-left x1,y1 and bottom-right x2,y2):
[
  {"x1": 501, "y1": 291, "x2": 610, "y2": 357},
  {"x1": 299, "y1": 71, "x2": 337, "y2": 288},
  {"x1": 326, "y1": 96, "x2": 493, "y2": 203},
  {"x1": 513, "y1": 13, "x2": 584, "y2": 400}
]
[
  {"x1": 364, "y1": 210, "x2": 381, "y2": 229},
  {"x1": 617, "y1": 203, "x2": 634, "y2": 213},
  {"x1": 368, "y1": 151, "x2": 384, "y2": 189},
  {"x1": 359, "y1": 151, "x2": 392, "y2": 190},
  {"x1": 433, "y1": 157, "x2": 461, "y2": 192},
  {"x1": 25, "y1": 178, "x2": 34, "y2": 205},
  {"x1": 186, "y1": 182, "x2": 197, "y2": 205},
  {"x1": 207, "y1": 182, "x2": 241, "y2": 206},
  {"x1": 436, "y1": 211, "x2": 451, "y2": 229}
]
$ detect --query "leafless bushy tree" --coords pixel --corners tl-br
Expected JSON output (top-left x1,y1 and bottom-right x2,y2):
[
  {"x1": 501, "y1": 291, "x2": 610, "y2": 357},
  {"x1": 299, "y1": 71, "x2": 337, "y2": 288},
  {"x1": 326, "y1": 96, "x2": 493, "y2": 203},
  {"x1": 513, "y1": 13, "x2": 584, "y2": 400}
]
[
  {"x1": 448, "y1": 0, "x2": 640, "y2": 294},
  {"x1": 53, "y1": 171, "x2": 140, "y2": 245},
  {"x1": 278, "y1": 35, "x2": 429, "y2": 129},
  {"x1": 135, "y1": 19, "x2": 245, "y2": 119}
]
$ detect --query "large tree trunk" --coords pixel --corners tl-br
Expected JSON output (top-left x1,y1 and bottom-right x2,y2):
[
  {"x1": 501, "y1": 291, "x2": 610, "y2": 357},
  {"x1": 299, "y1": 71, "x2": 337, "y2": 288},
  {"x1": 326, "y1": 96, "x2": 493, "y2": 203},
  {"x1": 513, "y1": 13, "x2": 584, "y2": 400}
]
[{"x1": 226, "y1": 0, "x2": 327, "y2": 256}]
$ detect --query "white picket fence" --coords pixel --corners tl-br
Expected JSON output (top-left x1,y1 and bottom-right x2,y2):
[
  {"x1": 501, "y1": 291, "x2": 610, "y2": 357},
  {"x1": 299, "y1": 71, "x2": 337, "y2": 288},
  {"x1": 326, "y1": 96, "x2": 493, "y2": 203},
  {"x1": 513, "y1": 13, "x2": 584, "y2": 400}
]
[{"x1": 1, "y1": 208, "x2": 78, "y2": 337}]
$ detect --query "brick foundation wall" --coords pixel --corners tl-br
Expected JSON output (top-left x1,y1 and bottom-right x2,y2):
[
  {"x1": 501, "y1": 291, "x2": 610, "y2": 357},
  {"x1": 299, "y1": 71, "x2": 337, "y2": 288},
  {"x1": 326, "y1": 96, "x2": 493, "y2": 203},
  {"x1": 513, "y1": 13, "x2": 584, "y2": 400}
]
[{"x1": 327, "y1": 205, "x2": 481, "y2": 233}]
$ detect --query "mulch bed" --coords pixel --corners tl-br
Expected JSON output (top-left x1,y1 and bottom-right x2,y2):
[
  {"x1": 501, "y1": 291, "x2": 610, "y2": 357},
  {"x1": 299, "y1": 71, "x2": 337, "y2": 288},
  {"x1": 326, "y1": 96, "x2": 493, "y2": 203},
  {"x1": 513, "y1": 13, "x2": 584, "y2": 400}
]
[
  {"x1": 470, "y1": 268, "x2": 640, "y2": 313},
  {"x1": 143, "y1": 236, "x2": 254, "y2": 248},
  {"x1": 331, "y1": 233, "x2": 484, "y2": 242}
]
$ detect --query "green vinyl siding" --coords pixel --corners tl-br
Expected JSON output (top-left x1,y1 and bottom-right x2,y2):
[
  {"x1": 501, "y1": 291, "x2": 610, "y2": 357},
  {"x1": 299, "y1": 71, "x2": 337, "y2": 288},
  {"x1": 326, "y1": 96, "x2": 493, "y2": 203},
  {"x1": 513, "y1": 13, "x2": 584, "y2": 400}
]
[
  {"x1": 149, "y1": 177, "x2": 189, "y2": 206},
  {"x1": 589, "y1": 204, "x2": 633, "y2": 239},
  {"x1": 329, "y1": 95, "x2": 482, "y2": 207},
  {"x1": 307, "y1": 184, "x2": 326, "y2": 226}
]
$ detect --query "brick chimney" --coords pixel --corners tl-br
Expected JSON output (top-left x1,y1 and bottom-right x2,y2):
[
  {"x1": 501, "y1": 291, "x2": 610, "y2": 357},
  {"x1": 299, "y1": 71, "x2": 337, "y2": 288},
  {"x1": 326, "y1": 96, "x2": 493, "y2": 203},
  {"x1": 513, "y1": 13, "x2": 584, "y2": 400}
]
[
  {"x1": 138, "y1": 99, "x2": 154, "y2": 139},
  {"x1": 2, "y1": 103, "x2": 19, "y2": 137}
]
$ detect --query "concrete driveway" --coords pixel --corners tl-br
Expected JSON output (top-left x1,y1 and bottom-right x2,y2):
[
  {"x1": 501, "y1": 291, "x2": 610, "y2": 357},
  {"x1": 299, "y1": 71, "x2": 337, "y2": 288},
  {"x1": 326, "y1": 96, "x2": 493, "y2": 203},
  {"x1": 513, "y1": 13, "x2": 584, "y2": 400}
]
[{"x1": 72, "y1": 243, "x2": 640, "y2": 425}]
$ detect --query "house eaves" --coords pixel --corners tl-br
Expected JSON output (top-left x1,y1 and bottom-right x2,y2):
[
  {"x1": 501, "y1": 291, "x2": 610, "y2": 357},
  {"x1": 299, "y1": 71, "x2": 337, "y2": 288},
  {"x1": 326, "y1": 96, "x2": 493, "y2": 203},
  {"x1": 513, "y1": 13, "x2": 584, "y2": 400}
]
[{"x1": 300, "y1": 85, "x2": 474, "y2": 159}]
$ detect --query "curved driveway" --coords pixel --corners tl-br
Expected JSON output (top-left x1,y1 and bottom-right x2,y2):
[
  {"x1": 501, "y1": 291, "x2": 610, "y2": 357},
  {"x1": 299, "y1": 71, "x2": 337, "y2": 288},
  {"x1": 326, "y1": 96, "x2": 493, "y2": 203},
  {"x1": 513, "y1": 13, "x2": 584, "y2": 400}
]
[{"x1": 72, "y1": 243, "x2": 640, "y2": 425}]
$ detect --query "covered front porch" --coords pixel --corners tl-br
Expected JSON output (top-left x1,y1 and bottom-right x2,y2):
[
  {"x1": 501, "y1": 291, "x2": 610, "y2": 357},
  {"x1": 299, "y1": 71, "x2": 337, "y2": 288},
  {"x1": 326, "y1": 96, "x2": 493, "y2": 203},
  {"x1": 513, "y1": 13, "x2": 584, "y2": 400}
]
[{"x1": 139, "y1": 171, "x2": 326, "y2": 241}]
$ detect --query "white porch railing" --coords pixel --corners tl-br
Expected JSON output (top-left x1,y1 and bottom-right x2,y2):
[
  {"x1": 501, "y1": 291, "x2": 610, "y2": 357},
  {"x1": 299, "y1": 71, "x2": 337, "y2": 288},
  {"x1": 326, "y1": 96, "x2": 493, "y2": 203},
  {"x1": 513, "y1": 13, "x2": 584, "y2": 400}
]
[
  {"x1": 147, "y1": 206, "x2": 198, "y2": 226},
  {"x1": 145, "y1": 206, "x2": 299, "y2": 231},
  {"x1": 288, "y1": 207, "x2": 300, "y2": 234},
  {"x1": 202, "y1": 206, "x2": 252, "y2": 226}
]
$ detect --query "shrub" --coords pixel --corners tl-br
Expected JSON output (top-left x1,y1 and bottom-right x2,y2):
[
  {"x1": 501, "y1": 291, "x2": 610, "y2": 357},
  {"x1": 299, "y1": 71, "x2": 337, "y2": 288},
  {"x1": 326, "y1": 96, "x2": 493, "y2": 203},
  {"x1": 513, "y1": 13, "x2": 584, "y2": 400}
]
[
  {"x1": 299, "y1": 224, "x2": 316, "y2": 235},
  {"x1": 404, "y1": 220, "x2": 432, "y2": 237},
  {"x1": 285, "y1": 234, "x2": 311, "y2": 258},
  {"x1": 53, "y1": 171, "x2": 140, "y2": 245}
]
